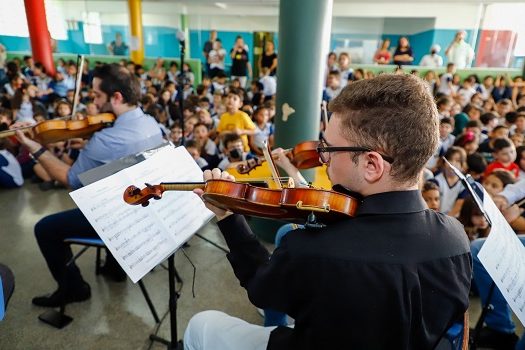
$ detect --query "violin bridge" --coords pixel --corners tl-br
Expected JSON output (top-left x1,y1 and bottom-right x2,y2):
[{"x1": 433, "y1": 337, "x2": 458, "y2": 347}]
[{"x1": 295, "y1": 201, "x2": 330, "y2": 213}]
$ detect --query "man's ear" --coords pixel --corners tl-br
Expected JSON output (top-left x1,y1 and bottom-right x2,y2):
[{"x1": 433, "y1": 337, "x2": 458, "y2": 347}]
[
  {"x1": 111, "y1": 91, "x2": 124, "y2": 104},
  {"x1": 362, "y1": 152, "x2": 386, "y2": 183}
]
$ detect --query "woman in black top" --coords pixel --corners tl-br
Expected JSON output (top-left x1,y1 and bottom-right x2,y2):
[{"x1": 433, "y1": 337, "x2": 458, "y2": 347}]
[
  {"x1": 258, "y1": 41, "x2": 277, "y2": 76},
  {"x1": 230, "y1": 36, "x2": 251, "y2": 88},
  {"x1": 393, "y1": 36, "x2": 414, "y2": 66}
]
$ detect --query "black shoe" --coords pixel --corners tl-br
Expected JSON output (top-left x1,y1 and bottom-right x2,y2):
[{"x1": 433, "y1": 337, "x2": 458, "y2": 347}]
[
  {"x1": 476, "y1": 326, "x2": 519, "y2": 350},
  {"x1": 31, "y1": 175, "x2": 43, "y2": 184},
  {"x1": 32, "y1": 282, "x2": 91, "y2": 308},
  {"x1": 99, "y1": 262, "x2": 127, "y2": 282},
  {"x1": 38, "y1": 181, "x2": 54, "y2": 191},
  {"x1": 53, "y1": 181, "x2": 66, "y2": 189}
]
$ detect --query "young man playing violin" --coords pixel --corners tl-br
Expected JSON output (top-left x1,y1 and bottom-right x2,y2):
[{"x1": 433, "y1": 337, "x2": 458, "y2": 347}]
[
  {"x1": 13, "y1": 64, "x2": 163, "y2": 307},
  {"x1": 184, "y1": 74, "x2": 472, "y2": 350}
]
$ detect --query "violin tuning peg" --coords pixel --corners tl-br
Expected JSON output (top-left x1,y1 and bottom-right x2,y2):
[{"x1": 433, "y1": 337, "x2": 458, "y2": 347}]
[
  {"x1": 145, "y1": 182, "x2": 153, "y2": 189},
  {"x1": 141, "y1": 201, "x2": 150, "y2": 207},
  {"x1": 153, "y1": 195, "x2": 161, "y2": 200}
]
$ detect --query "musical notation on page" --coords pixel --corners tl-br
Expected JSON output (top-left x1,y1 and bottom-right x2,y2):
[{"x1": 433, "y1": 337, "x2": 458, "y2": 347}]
[
  {"x1": 474, "y1": 187, "x2": 525, "y2": 324},
  {"x1": 70, "y1": 146, "x2": 213, "y2": 283},
  {"x1": 445, "y1": 159, "x2": 525, "y2": 325}
]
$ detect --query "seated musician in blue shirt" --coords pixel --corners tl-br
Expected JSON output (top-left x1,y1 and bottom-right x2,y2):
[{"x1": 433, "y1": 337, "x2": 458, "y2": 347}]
[
  {"x1": 14, "y1": 64, "x2": 164, "y2": 307},
  {"x1": 184, "y1": 74, "x2": 472, "y2": 350}
]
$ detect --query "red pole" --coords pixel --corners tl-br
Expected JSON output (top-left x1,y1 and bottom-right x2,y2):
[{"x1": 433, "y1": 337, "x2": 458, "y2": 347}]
[{"x1": 24, "y1": 0, "x2": 56, "y2": 76}]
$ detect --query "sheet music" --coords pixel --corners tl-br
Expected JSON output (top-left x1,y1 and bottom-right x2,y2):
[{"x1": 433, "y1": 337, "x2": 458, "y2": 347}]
[
  {"x1": 70, "y1": 146, "x2": 213, "y2": 283},
  {"x1": 477, "y1": 188, "x2": 525, "y2": 325}
]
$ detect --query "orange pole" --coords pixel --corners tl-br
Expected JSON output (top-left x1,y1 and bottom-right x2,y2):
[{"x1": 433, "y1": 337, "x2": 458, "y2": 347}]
[{"x1": 24, "y1": 0, "x2": 56, "y2": 76}]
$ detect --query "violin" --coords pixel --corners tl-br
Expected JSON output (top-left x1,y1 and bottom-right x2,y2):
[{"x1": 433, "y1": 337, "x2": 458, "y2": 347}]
[
  {"x1": 0, "y1": 113, "x2": 116, "y2": 144},
  {"x1": 234, "y1": 140, "x2": 321, "y2": 175},
  {"x1": 288, "y1": 140, "x2": 322, "y2": 169},
  {"x1": 123, "y1": 179, "x2": 359, "y2": 224},
  {"x1": 2, "y1": 55, "x2": 116, "y2": 145}
]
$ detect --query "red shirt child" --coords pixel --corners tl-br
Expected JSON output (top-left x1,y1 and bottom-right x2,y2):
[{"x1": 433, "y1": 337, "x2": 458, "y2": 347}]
[{"x1": 483, "y1": 137, "x2": 519, "y2": 179}]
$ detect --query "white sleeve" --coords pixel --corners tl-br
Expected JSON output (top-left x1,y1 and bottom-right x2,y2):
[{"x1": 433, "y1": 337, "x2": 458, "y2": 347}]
[{"x1": 500, "y1": 179, "x2": 525, "y2": 204}]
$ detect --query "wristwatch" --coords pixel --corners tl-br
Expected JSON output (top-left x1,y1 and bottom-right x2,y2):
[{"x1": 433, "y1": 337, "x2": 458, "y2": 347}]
[{"x1": 30, "y1": 146, "x2": 47, "y2": 161}]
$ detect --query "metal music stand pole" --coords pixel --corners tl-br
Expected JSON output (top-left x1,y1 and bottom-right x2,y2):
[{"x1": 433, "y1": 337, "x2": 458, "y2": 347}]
[{"x1": 149, "y1": 252, "x2": 183, "y2": 349}]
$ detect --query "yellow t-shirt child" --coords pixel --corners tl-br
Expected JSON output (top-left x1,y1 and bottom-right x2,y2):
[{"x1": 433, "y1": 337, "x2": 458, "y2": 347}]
[{"x1": 217, "y1": 111, "x2": 256, "y2": 151}]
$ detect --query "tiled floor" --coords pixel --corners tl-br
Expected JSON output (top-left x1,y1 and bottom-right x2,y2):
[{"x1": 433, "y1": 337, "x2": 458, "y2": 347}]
[{"x1": 0, "y1": 183, "x2": 262, "y2": 350}]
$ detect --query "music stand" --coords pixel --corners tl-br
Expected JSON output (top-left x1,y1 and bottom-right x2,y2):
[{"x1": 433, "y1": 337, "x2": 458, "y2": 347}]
[
  {"x1": 37, "y1": 142, "x2": 175, "y2": 330},
  {"x1": 443, "y1": 158, "x2": 496, "y2": 348},
  {"x1": 82, "y1": 142, "x2": 186, "y2": 347},
  {"x1": 147, "y1": 33, "x2": 188, "y2": 350}
]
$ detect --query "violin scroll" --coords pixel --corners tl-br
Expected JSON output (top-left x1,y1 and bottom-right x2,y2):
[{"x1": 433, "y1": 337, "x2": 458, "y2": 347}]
[
  {"x1": 236, "y1": 157, "x2": 264, "y2": 174},
  {"x1": 123, "y1": 184, "x2": 164, "y2": 207}
]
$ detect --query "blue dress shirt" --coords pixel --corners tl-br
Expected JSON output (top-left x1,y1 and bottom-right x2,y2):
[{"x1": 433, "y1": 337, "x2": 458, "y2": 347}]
[{"x1": 67, "y1": 107, "x2": 163, "y2": 189}]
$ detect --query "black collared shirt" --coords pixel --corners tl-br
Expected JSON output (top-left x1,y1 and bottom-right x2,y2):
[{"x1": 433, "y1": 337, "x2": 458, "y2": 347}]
[{"x1": 217, "y1": 190, "x2": 472, "y2": 350}]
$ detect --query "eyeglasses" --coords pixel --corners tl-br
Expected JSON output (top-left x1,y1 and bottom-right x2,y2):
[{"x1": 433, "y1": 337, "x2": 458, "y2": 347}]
[{"x1": 316, "y1": 134, "x2": 394, "y2": 164}]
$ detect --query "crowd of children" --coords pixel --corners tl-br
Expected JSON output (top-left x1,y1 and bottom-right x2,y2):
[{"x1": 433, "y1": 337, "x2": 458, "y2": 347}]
[
  {"x1": 0, "y1": 50, "x2": 523, "y2": 203},
  {"x1": 2, "y1": 54, "x2": 525, "y2": 219},
  {"x1": 0, "y1": 55, "x2": 279, "y2": 191},
  {"x1": 321, "y1": 51, "x2": 525, "y2": 242},
  {"x1": 410, "y1": 62, "x2": 525, "y2": 240}
]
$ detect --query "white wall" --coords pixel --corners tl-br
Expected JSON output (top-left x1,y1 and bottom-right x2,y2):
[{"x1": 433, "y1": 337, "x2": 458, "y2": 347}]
[
  {"x1": 483, "y1": 3, "x2": 525, "y2": 55},
  {"x1": 483, "y1": 3, "x2": 525, "y2": 30},
  {"x1": 383, "y1": 18, "x2": 436, "y2": 35},
  {"x1": 331, "y1": 17, "x2": 384, "y2": 35},
  {"x1": 44, "y1": 0, "x2": 525, "y2": 34},
  {"x1": 333, "y1": 2, "x2": 481, "y2": 29},
  {"x1": 51, "y1": 1, "x2": 483, "y2": 31},
  {"x1": 51, "y1": 1, "x2": 181, "y2": 28},
  {"x1": 188, "y1": 15, "x2": 278, "y2": 32}
]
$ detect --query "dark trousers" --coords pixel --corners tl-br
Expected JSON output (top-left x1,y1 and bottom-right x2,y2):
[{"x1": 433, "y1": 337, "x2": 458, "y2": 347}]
[{"x1": 34, "y1": 208, "x2": 98, "y2": 289}]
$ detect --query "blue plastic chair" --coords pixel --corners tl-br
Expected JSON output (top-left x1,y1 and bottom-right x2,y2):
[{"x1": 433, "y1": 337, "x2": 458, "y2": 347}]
[
  {"x1": 0, "y1": 276, "x2": 4, "y2": 321},
  {"x1": 436, "y1": 313, "x2": 469, "y2": 350},
  {"x1": 0, "y1": 264, "x2": 14, "y2": 321},
  {"x1": 443, "y1": 322, "x2": 466, "y2": 349}
]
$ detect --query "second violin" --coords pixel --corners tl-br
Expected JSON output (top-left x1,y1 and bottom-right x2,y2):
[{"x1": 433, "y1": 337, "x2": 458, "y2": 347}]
[{"x1": 235, "y1": 140, "x2": 321, "y2": 175}]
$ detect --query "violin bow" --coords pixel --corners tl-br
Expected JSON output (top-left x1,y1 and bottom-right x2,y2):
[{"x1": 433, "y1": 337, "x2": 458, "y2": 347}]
[
  {"x1": 71, "y1": 54, "x2": 84, "y2": 117},
  {"x1": 262, "y1": 139, "x2": 282, "y2": 189},
  {"x1": 321, "y1": 100, "x2": 329, "y2": 131}
]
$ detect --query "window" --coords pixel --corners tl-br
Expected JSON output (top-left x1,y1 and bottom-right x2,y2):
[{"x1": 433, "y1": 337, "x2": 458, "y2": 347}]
[
  {"x1": 0, "y1": 0, "x2": 29, "y2": 37},
  {"x1": 484, "y1": 4, "x2": 525, "y2": 56},
  {"x1": 83, "y1": 12, "x2": 103, "y2": 44},
  {"x1": 0, "y1": 0, "x2": 67, "y2": 39},
  {"x1": 46, "y1": 1, "x2": 68, "y2": 40}
]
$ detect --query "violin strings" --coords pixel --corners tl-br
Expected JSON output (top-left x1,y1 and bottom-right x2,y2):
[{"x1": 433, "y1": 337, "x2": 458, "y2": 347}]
[{"x1": 236, "y1": 177, "x2": 292, "y2": 183}]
